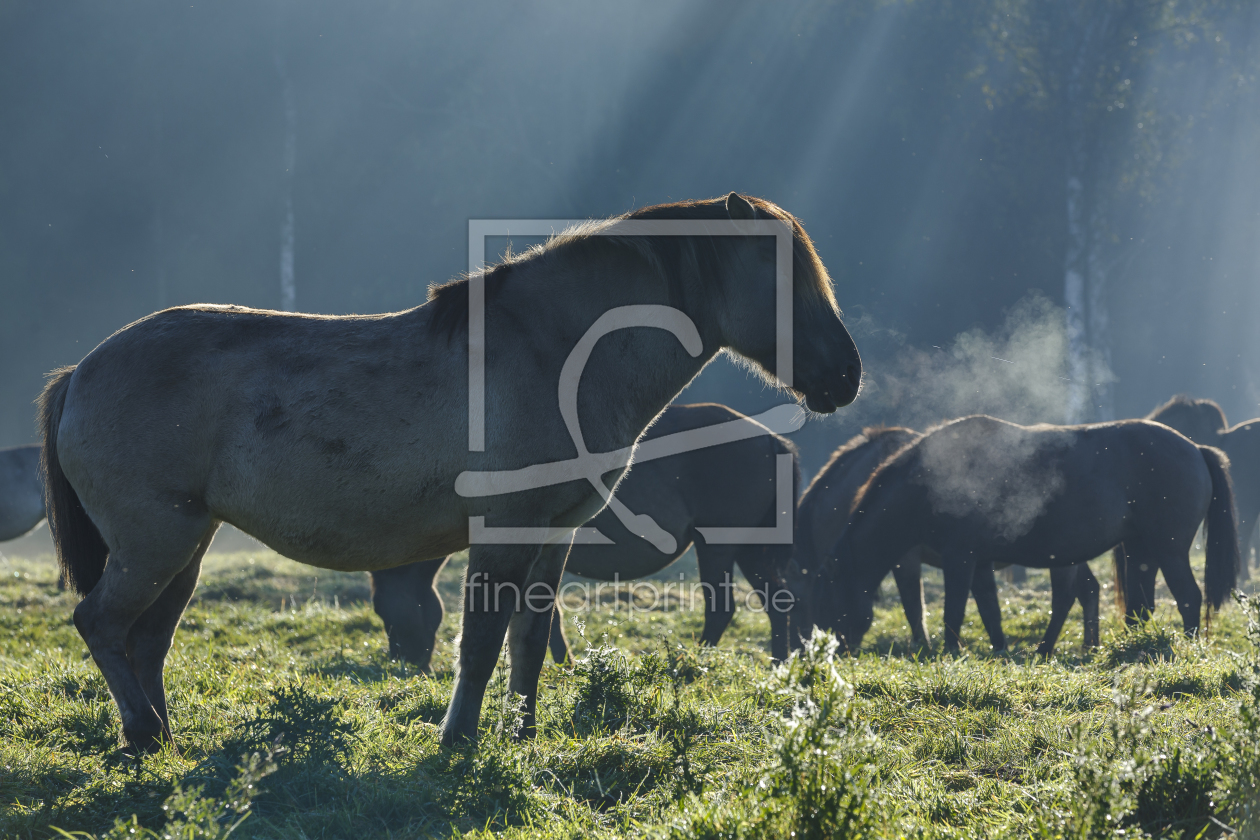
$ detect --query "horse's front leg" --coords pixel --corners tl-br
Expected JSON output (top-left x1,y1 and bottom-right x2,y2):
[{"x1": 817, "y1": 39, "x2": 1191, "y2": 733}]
[
  {"x1": 940, "y1": 557, "x2": 977, "y2": 652},
  {"x1": 891, "y1": 554, "x2": 928, "y2": 646},
  {"x1": 440, "y1": 544, "x2": 539, "y2": 747},
  {"x1": 507, "y1": 540, "x2": 570, "y2": 738},
  {"x1": 1121, "y1": 547, "x2": 1160, "y2": 626},
  {"x1": 969, "y1": 561, "x2": 1006, "y2": 651}
]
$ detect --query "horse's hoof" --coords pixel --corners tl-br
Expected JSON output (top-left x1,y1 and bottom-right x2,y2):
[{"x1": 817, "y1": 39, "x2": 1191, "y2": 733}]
[
  {"x1": 120, "y1": 733, "x2": 165, "y2": 757},
  {"x1": 439, "y1": 725, "x2": 478, "y2": 750}
]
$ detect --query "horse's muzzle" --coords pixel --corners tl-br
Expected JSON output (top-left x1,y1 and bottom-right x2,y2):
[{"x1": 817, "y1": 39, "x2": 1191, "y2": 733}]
[{"x1": 803, "y1": 364, "x2": 861, "y2": 413}]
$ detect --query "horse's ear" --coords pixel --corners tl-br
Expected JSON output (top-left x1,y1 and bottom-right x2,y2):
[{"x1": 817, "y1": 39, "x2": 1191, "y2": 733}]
[{"x1": 726, "y1": 192, "x2": 756, "y2": 220}]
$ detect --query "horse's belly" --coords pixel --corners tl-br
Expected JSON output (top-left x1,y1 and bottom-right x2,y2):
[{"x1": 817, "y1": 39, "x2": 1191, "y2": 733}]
[
  {"x1": 212, "y1": 483, "x2": 468, "y2": 572},
  {"x1": 0, "y1": 487, "x2": 45, "y2": 542},
  {"x1": 995, "y1": 507, "x2": 1124, "y2": 568},
  {"x1": 565, "y1": 540, "x2": 687, "y2": 581}
]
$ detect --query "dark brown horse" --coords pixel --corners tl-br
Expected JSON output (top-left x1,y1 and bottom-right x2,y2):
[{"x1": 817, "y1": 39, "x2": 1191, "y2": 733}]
[
  {"x1": 790, "y1": 427, "x2": 1100, "y2": 655},
  {"x1": 789, "y1": 427, "x2": 929, "y2": 644},
  {"x1": 1146, "y1": 395, "x2": 1228, "y2": 444},
  {"x1": 817, "y1": 416, "x2": 1236, "y2": 654},
  {"x1": 1148, "y1": 395, "x2": 1260, "y2": 580},
  {"x1": 371, "y1": 402, "x2": 800, "y2": 668}
]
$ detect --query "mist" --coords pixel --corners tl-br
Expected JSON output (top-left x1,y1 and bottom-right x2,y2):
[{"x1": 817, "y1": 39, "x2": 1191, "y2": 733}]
[
  {"x1": 849, "y1": 294, "x2": 1109, "y2": 431},
  {"x1": 1, "y1": 0, "x2": 1258, "y2": 488}
]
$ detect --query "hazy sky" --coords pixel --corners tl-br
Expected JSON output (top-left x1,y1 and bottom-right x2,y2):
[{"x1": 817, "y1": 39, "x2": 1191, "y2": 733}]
[{"x1": 1, "y1": 0, "x2": 1256, "y2": 478}]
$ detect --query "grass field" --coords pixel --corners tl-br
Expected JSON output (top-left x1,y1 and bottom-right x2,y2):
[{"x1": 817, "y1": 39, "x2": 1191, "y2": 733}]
[{"x1": 2, "y1": 544, "x2": 1260, "y2": 839}]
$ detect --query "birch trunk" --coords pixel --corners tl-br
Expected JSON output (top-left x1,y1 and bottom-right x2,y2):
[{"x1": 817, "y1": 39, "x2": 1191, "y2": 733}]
[
  {"x1": 277, "y1": 53, "x2": 297, "y2": 312},
  {"x1": 152, "y1": 111, "x2": 167, "y2": 310},
  {"x1": 1064, "y1": 173, "x2": 1090, "y2": 424},
  {"x1": 1087, "y1": 200, "x2": 1114, "y2": 420}
]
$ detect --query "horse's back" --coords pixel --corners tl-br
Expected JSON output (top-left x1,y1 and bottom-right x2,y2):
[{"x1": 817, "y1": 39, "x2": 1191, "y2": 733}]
[
  {"x1": 1038, "y1": 420, "x2": 1210, "y2": 555},
  {"x1": 864, "y1": 416, "x2": 1211, "y2": 565},
  {"x1": 0, "y1": 444, "x2": 44, "y2": 541},
  {"x1": 54, "y1": 304, "x2": 471, "y2": 568}
]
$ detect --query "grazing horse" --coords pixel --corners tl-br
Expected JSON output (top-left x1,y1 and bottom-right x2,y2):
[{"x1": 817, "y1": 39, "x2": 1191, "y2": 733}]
[
  {"x1": 789, "y1": 428, "x2": 1100, "y2": 655},
  {"x1": 0, "y1": 445, "x2": 45, "y2": 542},
  {"x1": 817, "y1": 416, "x2": 1236, "y2": 654},
  {"x1": 788, "y1": 427, "x2": 926, "y2": 644},
  {"x1": 39, "y1": 193, "x2": 861, "y2": 753},
  {"x1": 371, "y1": 402, "x2": 800, "y2": 667},
  {"x1": 1148, "y1": 395, "x2": 1260, "y2": 580}
]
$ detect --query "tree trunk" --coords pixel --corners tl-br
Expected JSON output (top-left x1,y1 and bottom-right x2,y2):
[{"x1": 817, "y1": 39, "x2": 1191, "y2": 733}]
[
  {"x1": 277, "y1": 52, "x2": 296, "y2": 312},
  {"x1": 1064, "y1": 174, "x2": 1091, "y2": 424},
  {"x1": 152, "y1": 111, "x2": 167, "y2": 310},
  {"x1": 1086, "y1": 199, "x2": 1114, "y2": 420}
]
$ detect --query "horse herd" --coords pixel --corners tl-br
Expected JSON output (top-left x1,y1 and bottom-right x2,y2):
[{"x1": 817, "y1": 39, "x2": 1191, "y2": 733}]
[{"x1": 1, "y1": 194, "x2": 1254, "y2": 757}]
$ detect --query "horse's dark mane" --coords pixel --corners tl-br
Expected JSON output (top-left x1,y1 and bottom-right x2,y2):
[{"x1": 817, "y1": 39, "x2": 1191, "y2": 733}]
[
  {"x1": 801, "y1": 425, "x2": 918, "y2": 499},
  {"x1": 423, "y1": 195, "x2": 835, "y2": 343},
  {"x1": 427, "y1": 262, "x2": 513, "y2": 344}
]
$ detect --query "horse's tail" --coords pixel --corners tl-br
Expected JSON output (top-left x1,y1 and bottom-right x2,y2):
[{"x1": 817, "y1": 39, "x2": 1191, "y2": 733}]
[
  {"x1": 1199, "y1": 444, "x2": 1238, "y2": 612},
  {"x1": 38, "y1": 367, "x2": 109, "y2": 595},
  {"x1": 1112, "y1": 546, "x2": 1127, "y2": 614}
]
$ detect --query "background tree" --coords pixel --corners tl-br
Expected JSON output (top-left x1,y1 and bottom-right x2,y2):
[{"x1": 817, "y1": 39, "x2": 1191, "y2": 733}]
[{"x1": 976, "y1": 0, "x2": 1258, "y2": 421}]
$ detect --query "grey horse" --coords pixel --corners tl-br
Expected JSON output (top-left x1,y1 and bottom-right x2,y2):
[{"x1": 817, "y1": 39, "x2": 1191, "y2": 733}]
[
  {"x1": 371, "y1": 402, "x2": 800, "y2": 669},
  {"x1": 39, "y1": 193, "x2": 862, "y2": 753},
  {"x1": 790, "y1": 427, "x2": 1102, "y2": 656},
  {"x1": 817, "y1": 416, "x2": 1236, "y2": 654},
  {"x1": 0, "y1": 445, "x2": 44, "y2": 542}
]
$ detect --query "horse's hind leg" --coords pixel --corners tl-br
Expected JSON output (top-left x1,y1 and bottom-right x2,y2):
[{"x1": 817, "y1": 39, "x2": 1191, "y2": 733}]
[
  {"x1": 125, "y1": 527, "x2": 217, "y2": 741},
  {"x1": 507, "y1": 541, "x2": 569, "y2": 738},
  {"x1": 1159, "y1": 556, "x2": 1203, "y2": 637},
  {"x1": 441, "y1": 543, "x2": 538, "y2": 747},
  {"x1": 371, "y1": 557, "x2": 447, "y2": 671},
  {"x1": 969, "y1": 561, "x2": 1006, "y2": 652},
  {"x1": 891, "y1": 556, "x2": 929, "y2": 646},
  {"x1": 1077, "y1": 564, "x2": 1101, "y2": 650},
  {"x1": 73, "y1": 514, "x2": 214, "y2": 754},
  {"x1": 1036, "y1": 567, "x2": 1077, "y2": 656},
  {"x1": 695, "y1": 543, "x2": 739, "y2": 648},
  {"x1": 1239, "y1": 516, "x2": 1258, "y2": 583}
]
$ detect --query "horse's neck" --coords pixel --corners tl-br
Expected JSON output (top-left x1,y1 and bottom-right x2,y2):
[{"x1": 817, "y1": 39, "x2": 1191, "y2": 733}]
[
  {"x1": 857, "y1": 482, "x2": 927, "y2": 575},
  {"x1": 497, "y1": 255, "x2": 721, "y2": 454},
  {"x1": 576, "y1": 323, "x2": 717, "y2": 454}
]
